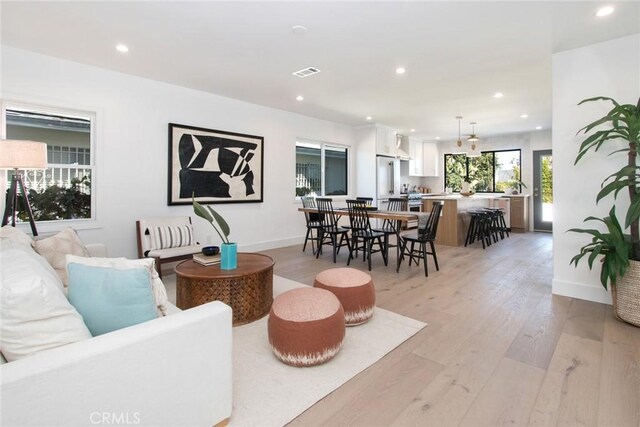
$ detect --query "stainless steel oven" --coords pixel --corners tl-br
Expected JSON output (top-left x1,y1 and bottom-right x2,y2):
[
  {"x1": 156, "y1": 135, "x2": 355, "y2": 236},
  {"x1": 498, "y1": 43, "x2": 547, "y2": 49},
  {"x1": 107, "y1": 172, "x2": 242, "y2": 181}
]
[{"x1": 407, "y1": 194, "x2": 423, "y2": 228}]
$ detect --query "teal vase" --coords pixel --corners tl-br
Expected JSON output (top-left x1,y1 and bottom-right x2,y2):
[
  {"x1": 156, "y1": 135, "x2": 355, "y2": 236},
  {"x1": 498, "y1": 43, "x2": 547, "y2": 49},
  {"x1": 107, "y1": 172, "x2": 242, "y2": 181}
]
[{"x1": 221, "y1": 242, "x2": 237, "y2": 270}]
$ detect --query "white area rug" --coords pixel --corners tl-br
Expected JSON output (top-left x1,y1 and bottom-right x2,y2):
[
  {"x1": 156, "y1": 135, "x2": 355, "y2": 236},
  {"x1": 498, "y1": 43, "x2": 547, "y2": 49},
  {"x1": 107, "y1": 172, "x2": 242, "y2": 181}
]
[{"x1": 229, "y1": 275, "x2": 426, "y2": 427}]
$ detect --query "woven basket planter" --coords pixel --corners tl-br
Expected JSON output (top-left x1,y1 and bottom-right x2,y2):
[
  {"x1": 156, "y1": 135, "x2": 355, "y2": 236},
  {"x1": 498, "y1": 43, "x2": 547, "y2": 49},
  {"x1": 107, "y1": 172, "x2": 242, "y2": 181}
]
[{"x1": 612, "y1": 259, "x2": 640, "y2": 327}]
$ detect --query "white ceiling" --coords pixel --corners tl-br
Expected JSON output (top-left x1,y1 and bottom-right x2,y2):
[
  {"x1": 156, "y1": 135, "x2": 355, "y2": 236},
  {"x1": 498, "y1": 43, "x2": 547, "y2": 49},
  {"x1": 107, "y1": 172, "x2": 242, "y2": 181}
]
[{"x1": 1, "y1": 1, "x2": 639, "y2": 141}]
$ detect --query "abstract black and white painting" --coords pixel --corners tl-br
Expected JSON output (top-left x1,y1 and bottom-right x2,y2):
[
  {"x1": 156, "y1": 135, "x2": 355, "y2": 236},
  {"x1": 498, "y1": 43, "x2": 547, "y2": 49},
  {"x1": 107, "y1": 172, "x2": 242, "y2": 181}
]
[{"x1": 168, "y1": 123, "x2": 264, "y2": 205}]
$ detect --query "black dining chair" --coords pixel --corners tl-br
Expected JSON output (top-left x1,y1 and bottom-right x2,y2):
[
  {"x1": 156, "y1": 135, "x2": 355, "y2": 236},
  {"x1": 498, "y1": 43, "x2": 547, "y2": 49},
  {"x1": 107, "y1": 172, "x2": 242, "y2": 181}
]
[
  {"x1": 373, "y1": 197, "x2": 408, "y2": 264},
  {"x1": 301, "y1": 196, "x2": 322, "y2": 254},
  {"x1": 316, "y1": 197, "x2": 351, "y2": 263},
  {"x1": 346, "y1": 199, "x2": 388, "y2": 271},
  {"x1": 356, "y1": 196, "x2": 374, "y2": 206},
  {"x1": 342, "y1": 197, "x2": 375, "y2": 232},
  {"x1": 396, "y1": 201, "x2": 444, "y2": 277}
]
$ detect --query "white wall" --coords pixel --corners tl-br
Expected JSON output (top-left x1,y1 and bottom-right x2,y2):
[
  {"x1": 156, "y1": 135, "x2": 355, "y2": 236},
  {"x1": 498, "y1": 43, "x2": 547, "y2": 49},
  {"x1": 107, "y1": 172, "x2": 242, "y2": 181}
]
[
  {"x1": 552, "y1": 34, "x2": 640, "y2": 304},
  {"x1": 1, "y1": 47, "x2": 356, "y2": 258}
]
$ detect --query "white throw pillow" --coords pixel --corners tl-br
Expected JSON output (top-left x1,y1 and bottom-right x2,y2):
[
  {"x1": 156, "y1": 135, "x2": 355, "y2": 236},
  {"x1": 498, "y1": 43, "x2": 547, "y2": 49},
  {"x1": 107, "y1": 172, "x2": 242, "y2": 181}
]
[
  {"x1": 0, "y1": 245, "x2": 91, "y2": 362},
  {"x1": 32, "y1": 227, "x2": 90, "y2": 287},
  {"x1": 0, "y1": 225, "x2": 33, "y2": 248},
  {"x1": 66, "y1": 255, "x2": 169, "y2": 316}
]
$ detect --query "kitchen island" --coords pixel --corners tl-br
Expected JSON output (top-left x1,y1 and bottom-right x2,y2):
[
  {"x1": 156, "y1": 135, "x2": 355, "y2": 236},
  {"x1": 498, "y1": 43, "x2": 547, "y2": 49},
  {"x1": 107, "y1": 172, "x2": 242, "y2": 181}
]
[{"x1": 422, "y1": 194, "x2": 525, "y2": 246}]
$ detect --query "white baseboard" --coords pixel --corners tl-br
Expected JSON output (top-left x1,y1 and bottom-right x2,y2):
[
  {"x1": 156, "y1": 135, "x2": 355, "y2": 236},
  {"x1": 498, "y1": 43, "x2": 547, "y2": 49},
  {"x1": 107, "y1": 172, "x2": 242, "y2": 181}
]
[
  {"x1": 552, "y1": 278, "x2": 612, "y2": 305},
  {"x1": 239, "y1": 236, "x2": 302, "y2": 253}
]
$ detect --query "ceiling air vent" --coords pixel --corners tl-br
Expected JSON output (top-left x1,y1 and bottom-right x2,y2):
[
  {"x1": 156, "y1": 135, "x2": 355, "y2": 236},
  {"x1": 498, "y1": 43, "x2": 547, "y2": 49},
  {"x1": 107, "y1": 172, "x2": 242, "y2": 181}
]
[{"x1": 292, "y1": 67, "x2": 320, "y2": 78}]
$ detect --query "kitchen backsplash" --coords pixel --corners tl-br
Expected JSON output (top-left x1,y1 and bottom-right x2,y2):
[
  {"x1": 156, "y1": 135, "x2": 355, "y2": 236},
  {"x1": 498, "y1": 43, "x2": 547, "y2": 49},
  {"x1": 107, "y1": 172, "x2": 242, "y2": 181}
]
[
  {"x1": 400, "y1": 175, "x2": 440, "y2": 193},
  {"x1": 399, "y1": 159, "x2": 441, "y2": 193}
]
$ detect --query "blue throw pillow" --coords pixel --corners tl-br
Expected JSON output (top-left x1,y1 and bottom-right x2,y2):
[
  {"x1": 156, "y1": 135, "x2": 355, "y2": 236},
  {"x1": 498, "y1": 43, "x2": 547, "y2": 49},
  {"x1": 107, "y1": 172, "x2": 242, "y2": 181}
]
[{"x1": 67, "y1": 263, "x2": 158, "y2": 336}]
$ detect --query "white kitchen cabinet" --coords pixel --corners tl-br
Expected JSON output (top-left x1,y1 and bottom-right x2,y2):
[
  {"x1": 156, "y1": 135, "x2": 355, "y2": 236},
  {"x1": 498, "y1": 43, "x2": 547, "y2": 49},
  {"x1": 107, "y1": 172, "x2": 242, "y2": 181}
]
[
  {"x1": 408, "y1": 140, "x2": 439, "y2": 177},
  {"x1": 375, "y1": 127, "x2": 397, "y2": 157},
  {"x1": 422, "y1": 142, "x2": 439, "y2": 177},
  {"x1": 409, "y1": 138, "x2": 423, "y2": 176}
]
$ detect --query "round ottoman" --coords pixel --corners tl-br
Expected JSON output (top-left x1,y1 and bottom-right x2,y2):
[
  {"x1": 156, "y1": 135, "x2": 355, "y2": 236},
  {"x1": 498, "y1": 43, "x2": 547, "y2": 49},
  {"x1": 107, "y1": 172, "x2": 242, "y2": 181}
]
[
  {"x1": 268, "y1": 287, "x2": 345, "y2": 367},
  {"x1": 314, "y1": 268, "x2": 375, "y2": 325}
]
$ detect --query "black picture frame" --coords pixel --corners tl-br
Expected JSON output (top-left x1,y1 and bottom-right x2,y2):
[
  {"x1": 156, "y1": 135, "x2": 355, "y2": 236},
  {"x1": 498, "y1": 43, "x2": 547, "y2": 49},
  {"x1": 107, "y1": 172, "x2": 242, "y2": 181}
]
[{"x1": 168, "y1": 123, "x2": 264, "y2": 205}]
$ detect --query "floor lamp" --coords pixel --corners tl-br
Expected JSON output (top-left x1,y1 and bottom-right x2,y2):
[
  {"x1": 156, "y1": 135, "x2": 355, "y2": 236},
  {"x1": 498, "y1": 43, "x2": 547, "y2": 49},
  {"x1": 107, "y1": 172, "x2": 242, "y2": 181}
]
[{"x1": 0, "y1": 140, "x2": 48, "y2": 236}]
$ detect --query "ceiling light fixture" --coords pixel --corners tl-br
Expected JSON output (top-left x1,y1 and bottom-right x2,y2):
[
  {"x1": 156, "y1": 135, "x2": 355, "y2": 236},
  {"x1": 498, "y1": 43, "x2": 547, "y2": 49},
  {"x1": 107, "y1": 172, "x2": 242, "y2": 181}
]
[
  {"x1": 296, "y1": 95, "x2": 304, "y2": 101},
  {"x1": 366, "y1": 116, "x2": 373, "y2": 121},
  {"x1": 435, "y1": 137, "x2": 440, "y2": 140},
  {"x1": 468, "y1": 122, "x2": 479, "y2": 143},
  {"x1": 536, "y1": 126, "x2": 542, "y2": 130},
  {"x1": 410, "y1": 129, "x2": 415, "y2": 132},
  {"x1": 115, "y1": 44, "x2": 129, "y2": 53},
  {"x1": 395, "y1": 67, "x2": 406, "y2": 75},
  {"x1": 521, "y1": 114, "x2": 528, "y2": 118},
  {"x1": 596, "y1": 6, "x2": 614, "y2": 17},
  {"x1": 467, "y1": 122, "x2": 480, "y2": 157},
  {"x1": 493, "y1": 92, "x2": 504, "y2": 98},
  {"x1": 455, "y1": 116, "x2": 463, "y2": 147}
]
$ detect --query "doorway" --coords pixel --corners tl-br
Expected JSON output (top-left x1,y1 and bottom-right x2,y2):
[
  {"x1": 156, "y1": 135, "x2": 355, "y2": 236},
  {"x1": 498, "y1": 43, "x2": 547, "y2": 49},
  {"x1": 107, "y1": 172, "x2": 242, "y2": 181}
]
[{"x1": 533, "y1": 150, "x2": 552, "y2": 231}]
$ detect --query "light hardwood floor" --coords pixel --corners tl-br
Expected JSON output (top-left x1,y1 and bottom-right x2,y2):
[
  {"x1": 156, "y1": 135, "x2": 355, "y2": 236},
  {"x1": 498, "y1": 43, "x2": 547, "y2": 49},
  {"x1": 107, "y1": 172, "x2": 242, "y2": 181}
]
[{"x1": 255, "y1": 232, "x2": 640, "y2": 427}]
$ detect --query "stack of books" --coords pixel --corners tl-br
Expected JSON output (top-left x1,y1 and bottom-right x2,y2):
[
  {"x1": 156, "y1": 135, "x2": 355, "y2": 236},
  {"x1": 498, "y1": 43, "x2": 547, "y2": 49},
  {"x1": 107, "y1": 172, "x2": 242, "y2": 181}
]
[{"x1": 193, "y1": 253, "x2": 221, "y2": 266}]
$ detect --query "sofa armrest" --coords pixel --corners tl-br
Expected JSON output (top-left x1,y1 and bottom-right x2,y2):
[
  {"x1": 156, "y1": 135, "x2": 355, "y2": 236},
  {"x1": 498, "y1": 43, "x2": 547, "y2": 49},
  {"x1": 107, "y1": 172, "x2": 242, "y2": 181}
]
[
  {"x1": 1, "y1": 302, "x2": 232, "y2": 427},
  {"x1": 85, "y1": 243, "x2": 108, "y2": 257}
]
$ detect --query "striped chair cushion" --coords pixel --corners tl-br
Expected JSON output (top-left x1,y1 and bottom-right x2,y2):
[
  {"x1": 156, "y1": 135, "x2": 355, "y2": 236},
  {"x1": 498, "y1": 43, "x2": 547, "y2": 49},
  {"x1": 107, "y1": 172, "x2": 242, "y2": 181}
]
[{"x1": 148, "y1": 225, "x2": 194, "y2": 250}]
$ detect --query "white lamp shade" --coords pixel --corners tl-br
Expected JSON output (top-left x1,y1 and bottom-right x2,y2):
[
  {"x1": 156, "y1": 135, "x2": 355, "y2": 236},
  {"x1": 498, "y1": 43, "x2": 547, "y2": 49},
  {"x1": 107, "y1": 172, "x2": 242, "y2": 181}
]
[{"x1": 0, "y1": 140, "x2": 48, "y2": 170}]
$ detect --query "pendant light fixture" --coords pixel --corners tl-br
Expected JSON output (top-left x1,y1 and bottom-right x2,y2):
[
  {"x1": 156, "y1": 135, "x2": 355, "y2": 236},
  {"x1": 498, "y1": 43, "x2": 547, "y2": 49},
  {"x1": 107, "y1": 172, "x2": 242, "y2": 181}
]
[
  {"x1": 467, "y1": 122, "x2": 480, "y2": 157},
  {"x1": 455, "y1": 116, "x2": 463, "y2": 147},
  {"x1": 468, "y1": 122, "x2": 479, "y2": 142}
]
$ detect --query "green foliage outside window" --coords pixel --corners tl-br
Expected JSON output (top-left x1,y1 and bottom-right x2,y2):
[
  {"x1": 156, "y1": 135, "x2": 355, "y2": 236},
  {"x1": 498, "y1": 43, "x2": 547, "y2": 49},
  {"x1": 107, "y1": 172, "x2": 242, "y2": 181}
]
[
  {"x1": 468, "y1": 154, "x2": 496, "y2": 191},
  {"x1": 444, "y1": 154, "x2": 466, "y2": 191},
  {"x1": 541, "y1": 157, "x2": 553, "y2": 203},
  {"x1": 445, "y1": 150, "x2": 521, "y2": 193},
  {"x1": 11, "y1": 176, "x2": 92, "y2": 222}
]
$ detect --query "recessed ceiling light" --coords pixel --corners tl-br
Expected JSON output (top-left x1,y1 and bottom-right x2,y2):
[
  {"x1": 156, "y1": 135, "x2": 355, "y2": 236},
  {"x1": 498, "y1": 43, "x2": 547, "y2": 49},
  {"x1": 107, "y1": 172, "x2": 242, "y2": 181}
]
[
  {"x1": 395, "y1": 67, "x2": 406, "y2": 75},
  {"x1": 410, "y1": 129, "x2": 415, "y2": 132},
  {"x1": 596, "y1": 6, "x2": 614, "y2": 17},
  {"x1": 291, "y1": 25, "x2": 308, "y2": 35},
  {"x1": 493, "y1": 92, "x2": 504, "y2": 98},
  {"x1": 536, "y1": 126, "x2": 542, "y2": 130},
  {"x1": 435, "y1": 137, "x2": 440, "y2": 140},
  {"x1": 521, "y1": 114, "x2": 528, "y2": 118},
  {"x1": 115, "y1": 44, "x2": 129, "y2": 53},
  {"x1": 366, "y1": 116, "x2": 373, "y2": 121},
  {"x1": 296, "y1": 95, "x2": 304, "y2": 101}
]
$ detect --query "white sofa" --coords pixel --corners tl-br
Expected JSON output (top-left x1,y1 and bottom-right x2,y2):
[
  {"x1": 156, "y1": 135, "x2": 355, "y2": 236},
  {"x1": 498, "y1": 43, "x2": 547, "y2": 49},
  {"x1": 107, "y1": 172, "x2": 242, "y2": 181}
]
[{"x1": 0, "y1": 240, "x2": 232, "y2": 427}]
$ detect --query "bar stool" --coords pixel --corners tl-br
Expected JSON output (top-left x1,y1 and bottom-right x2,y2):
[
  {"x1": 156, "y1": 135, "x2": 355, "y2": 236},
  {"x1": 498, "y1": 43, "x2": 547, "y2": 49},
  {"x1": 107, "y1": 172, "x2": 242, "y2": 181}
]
[
  {"x1": 482, "y1": 208, "x2": 501, "y2": 243},
  {"x1": 484, "y1": 207, "x2": 509, "y2": 240},
  {"x1": 465, "y1": 209, "x2": 492, "y2": 249}
]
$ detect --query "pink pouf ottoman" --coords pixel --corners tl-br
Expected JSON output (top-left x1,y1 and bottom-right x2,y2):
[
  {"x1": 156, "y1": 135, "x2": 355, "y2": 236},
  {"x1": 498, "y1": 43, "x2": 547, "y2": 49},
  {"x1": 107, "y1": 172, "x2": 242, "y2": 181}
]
[
  {"x1": 314, "y1": 268, "x2": 376, "y2": 325},
  {"x1": 268, "y1": 287, "x2": 345, "y2": 367}
]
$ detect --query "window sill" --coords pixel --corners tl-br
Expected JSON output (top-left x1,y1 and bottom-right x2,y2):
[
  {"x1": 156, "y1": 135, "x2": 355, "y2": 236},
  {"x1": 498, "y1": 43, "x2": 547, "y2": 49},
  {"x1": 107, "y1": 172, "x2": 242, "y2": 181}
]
[{"x1": 14, "y1": 218, "x2": 101, "y2": 237}]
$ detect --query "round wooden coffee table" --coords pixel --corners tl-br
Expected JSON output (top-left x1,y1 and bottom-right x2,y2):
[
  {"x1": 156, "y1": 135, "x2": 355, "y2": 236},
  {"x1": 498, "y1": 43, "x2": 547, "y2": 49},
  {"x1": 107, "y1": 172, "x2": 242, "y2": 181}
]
[{"x1": 175, "y1": 253, "x2": 275, "y2": 326}]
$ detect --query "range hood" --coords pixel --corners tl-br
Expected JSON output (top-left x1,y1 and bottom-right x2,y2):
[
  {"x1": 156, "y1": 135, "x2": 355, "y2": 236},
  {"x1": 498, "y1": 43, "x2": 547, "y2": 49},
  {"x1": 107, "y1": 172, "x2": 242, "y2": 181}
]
[
  {"x1": 396, "y1": 147, "x2": 410, "y2": 161},
  {"x1": 395, "y1": 134, "x2": 411, "y2": 160}
]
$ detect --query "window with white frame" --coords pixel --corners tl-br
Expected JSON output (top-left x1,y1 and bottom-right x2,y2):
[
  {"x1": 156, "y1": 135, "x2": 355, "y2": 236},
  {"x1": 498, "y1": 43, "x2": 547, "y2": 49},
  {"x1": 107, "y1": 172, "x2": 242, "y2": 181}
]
[
  {"x1": 2, "y1": 103, "x2": 96, "y2": 223},
  {"x1": 295, "y1": 140, "x2": 348, "y2": 197}
]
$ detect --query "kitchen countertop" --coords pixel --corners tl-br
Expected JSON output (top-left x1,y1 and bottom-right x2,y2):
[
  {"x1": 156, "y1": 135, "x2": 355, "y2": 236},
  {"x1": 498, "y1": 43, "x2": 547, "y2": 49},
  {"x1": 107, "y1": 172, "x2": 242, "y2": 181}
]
[{"x1": 422, "y1": 193, "x2": 530, "y2": 199}]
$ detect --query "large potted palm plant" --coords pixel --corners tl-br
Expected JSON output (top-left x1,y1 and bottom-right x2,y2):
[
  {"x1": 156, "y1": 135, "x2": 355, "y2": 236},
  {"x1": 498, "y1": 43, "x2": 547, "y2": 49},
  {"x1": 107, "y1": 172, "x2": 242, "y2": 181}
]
[{"x1": 570, "y1": 96, "x2": 640, "y2": 327}]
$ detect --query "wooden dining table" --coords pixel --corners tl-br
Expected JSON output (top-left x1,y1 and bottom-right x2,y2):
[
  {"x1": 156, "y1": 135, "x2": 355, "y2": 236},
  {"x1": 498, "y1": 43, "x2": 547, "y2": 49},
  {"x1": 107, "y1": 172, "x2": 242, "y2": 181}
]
[{"x1": 297, "y1": 207, "x2": 419, "y2": 222}]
